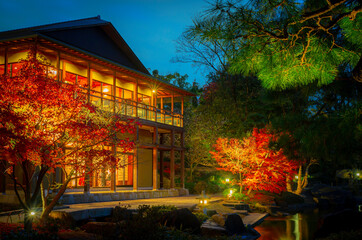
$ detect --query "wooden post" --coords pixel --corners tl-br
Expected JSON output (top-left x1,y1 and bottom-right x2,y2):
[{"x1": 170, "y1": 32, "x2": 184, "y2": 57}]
[
  {"x1": 56, "y1": 51, "x2": 60, "y2": 81},
  {"x1": 113, "y1": 71, "x2": 116, "y2": 113},
  {"x1": 62, "y1": 61, "x2": 66, "y2": 82},
  {"x1": 3, "y1": 47, "x2": 8, "y2": 76},
  {"x1": 159, "y1": 134, "x2": 164, "y2": 188},
  {"x1": 133, "y1": 147, "x2": 138, "y2": 191},
  {"x1": 171, "y1": 94, "x2": 174, "y2": 126},
  {"x1": 87, "y1": 62, "x2": 91, "y2": 103},
  {"x1": 170, "y1": 130, "x2": 175, "y2": 188},
  {"x1": 181, "y1": 131, "x2": 185, "y2": 189},
  {"x1": 152, "y1": 147, "x2": 157, "y2": 190},
  {"x1": 135, "y1": 80, "x2": 138, "y2": 118},
  {"x1": 133, "y1": 125, "x2": 139, "y2": 191},
  {"x1": 181, "y1": 97, "x2": 184, "y2": 127},
  {"x1": 152, "y1": 127, "x2": 158, "y2": 190}
]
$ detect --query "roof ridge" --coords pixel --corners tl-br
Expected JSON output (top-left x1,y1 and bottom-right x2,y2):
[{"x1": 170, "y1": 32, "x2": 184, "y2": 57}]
[{"x1": 0, "y1": 16, "x2": 107, "y2": 34}]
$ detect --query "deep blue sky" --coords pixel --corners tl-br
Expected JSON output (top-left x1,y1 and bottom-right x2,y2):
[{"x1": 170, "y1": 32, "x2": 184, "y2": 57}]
[{"x1": 0, "y1": 0, "x2": 210, "y2": 85}]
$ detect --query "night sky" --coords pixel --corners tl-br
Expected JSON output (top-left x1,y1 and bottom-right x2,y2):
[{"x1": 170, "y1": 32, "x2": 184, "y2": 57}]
[{"x1": 0, "y1": 0, "x2": 210, "y2": 85}]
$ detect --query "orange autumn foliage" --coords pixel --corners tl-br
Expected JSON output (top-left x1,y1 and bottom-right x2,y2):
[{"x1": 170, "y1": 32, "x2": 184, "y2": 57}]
[{"x1": 210, "y1": 128, "x2": 298, "y2": 193}]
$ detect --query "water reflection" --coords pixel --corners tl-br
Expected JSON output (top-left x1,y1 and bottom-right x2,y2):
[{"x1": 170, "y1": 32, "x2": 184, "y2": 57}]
[{"x1": 254, "y1": 209, "x2": 321, "y2": 240}]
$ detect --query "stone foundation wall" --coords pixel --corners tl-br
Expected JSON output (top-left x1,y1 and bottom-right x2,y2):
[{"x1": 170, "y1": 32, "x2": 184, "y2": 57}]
[{"x1": 0, "y1": 188, "x2": 189, "y2": 205}]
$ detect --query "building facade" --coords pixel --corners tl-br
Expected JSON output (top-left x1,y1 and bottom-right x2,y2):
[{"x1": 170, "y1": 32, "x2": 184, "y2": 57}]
[{"x1": 0, "y1": 17, "x2": 193, "y2": 197}]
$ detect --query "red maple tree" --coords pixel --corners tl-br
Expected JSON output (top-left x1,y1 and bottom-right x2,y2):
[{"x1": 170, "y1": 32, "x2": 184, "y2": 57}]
[
  {"x1": 0, "y1": 47, "x2": 137, "y2": 231},
  {"x1": 210, "y1": 128, "x2": 298, "y2": 194}
]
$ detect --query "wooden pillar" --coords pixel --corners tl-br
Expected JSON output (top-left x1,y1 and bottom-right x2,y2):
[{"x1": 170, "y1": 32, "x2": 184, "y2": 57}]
[
  {"x1": 152, "y1": 148, "x2": 158, "y2": 190},
  {"x1": 133, "y1": 125, "x2": 139, "y2": 191},
  {"x1": 113, "y1": 71, "x2": 116, "y2": 113},
  {"x1": 181, "y1": 97, "x2": 184, "y2": 115},
  {"x1": 181, "y1": 132, "x2": 185, "y2": 189},
  {"x1": 152, "y1": 127, "x2": 158, "y2": 190},
  {"x1": 133, "y1": 148, "x2": 138, "y2": 191},
  {"x1": 62, "y1": 61, "x2": 66, "y2": 82},
  {"x1": 181, "y1": 97, "x2": 184, "y2": 127},
  {"x1": 171, "y1": 94, "x2": 174, "y2": 125},
  {"x1": 4, "y1": 47, "x2": 8, "y2": 76},
  {"x1": 56, "y1": 51, "x2": 60, "y2": 81},
  {"x1": 87, "y1": 63, "x2": 91, "y2": 103},
  {"x1": 160, "y1": 97, "x2": 164, "y2": 123},
  {"x1": 170, "y1": 130, "x2": 175, "y2": 188},
  {"x1": 135, "y1": 80, "x2": 138, "y2": 117},
  {"x1": 159, "y1": 134, "x2": 164, "y2": 188}
]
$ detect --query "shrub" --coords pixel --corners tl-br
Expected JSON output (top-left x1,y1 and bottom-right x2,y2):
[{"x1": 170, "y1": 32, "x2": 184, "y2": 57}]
[
  {"x1": 111, "y1": 204, "x2": 132, "y2": 222},
  {"x1": 193, "y1": 211, "x2": 209, "y2": 224}
]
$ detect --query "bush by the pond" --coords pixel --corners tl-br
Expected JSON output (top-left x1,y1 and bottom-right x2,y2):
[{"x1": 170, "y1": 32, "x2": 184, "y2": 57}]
[{"x1": 193, "y1": 211, "x2": 209, "y2": 223}]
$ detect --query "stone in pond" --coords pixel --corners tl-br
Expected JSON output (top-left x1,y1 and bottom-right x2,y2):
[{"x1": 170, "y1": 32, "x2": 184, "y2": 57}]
[
  {"x1": 224, "y1": 213, "x2": 247, "y2": 236},
  {"x1": 162, "y1": 208, "x2": 200, "y2": 233}
]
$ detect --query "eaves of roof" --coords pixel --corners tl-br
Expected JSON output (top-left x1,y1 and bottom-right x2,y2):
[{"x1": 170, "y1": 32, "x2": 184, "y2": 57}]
[{"x1": 2, "y1": 33, "x2": 195, "y2": 96}]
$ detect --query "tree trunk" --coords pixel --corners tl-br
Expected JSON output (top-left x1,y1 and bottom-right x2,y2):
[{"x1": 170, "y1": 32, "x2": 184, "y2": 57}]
[
  {"x1": 40, "y1": 182, "x2": 47, "y2": 212},
  {"x1": 23, "y1": 210, "x2": 33, "y2": 232},
  {"x1": 40, "y1": 172, "x2": 73, "y2": 220},
  {"x1": 294, "y1": 165, "x2": 303, "y2": 195},
  {"x1": 286, "y1": 178, "x2": 293, "y2": 192}
]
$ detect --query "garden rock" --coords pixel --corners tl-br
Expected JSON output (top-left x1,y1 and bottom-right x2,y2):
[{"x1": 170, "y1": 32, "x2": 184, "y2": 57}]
[
  {"x1": 274, "y1": 191, "x2": 304, "y2": 207},
  {"x1": 224, "y1": 213, "x2": 247, "y2": 236},
  {"x1": 211, "y1": 213, "x2": 226, "y2": 226},
  {"x1": 310, "y1": 184, "x2": 355, "y2": 208},
  {"x1": 81, "y1": 222, "x2": 120, "y2": 239},
  {"x1": 162, "y1": 208, "x2": 200, "y2": 233},
  {"x1": 49, "y1": 211, "x2": 75, "y2": 229},
  {"x1": 201, "y1": 219, "x2": 227, "y2": 236}
]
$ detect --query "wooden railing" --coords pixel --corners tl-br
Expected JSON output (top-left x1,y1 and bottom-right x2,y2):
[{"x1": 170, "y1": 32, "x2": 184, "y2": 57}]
[{"x1": 89, "y1": 94, "x2": 183, "y2": 127}]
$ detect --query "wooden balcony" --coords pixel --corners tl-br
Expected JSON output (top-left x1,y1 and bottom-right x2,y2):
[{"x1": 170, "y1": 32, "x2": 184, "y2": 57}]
[{"x1": 90, "y1": 96, "x2": 183, "y2": 127}]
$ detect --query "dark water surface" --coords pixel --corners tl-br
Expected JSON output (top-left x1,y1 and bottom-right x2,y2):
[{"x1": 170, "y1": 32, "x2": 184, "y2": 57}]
[{"x1": 254, "y1": 209, "x2": 322, "y2": 240}]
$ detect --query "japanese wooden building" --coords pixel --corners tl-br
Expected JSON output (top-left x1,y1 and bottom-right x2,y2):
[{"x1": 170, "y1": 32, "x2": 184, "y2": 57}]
[{"x1": 0, "y1": 17, "x2": 193, "y2": 200}]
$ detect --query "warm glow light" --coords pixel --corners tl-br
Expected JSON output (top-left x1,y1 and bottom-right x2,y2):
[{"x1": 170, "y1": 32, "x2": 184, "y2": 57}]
[
  {"x1": 204, "y1": 200, "x2": 207, "y2": 204},
  {"x1": 295, "y1": 175, "x2": 299, "y2": 179},
  {"x1": 152, "y1": 89, "x2": 156, "y2": 93},
  {"x1": 103, "y1": 88, "x2": 109, "y2": 93},
  {"x1": 30, "y1": 212, "x2": 35, "y2": 216},
  {"x1": 200, "y1": 200, "x2": 203, "y2": 204},
  {"x1": 225, "y1": 178, "x2": 230, "y2": 183},
  {"x1": 228, "y1": 189, "x2": 233, "y2": 198}
]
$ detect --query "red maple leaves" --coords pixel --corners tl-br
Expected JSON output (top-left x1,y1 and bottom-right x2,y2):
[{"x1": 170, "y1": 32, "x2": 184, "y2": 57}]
[
  {"x1": 0, "y1": 47, "x2": 136, "y2": 186},
  {"x1": 210, "y1": 128, "x2": 298, "y2": 194}
]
